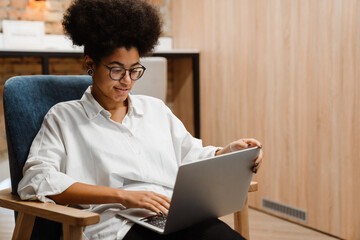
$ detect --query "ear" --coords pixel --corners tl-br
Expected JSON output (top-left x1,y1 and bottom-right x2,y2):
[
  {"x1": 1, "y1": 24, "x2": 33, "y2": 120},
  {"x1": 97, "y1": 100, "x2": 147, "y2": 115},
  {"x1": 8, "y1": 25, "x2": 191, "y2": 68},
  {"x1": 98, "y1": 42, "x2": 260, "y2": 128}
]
[{"x1": 84, "y1": 55, "x2": 95, "y2": 70}]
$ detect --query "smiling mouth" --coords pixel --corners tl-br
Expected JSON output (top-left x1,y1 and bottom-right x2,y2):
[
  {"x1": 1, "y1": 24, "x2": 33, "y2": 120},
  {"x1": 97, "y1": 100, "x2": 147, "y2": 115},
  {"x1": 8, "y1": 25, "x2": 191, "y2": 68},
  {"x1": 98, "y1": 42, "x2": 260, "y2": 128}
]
[{"x1": 114, "y1": 87, "x2": 129, "y2": 91}]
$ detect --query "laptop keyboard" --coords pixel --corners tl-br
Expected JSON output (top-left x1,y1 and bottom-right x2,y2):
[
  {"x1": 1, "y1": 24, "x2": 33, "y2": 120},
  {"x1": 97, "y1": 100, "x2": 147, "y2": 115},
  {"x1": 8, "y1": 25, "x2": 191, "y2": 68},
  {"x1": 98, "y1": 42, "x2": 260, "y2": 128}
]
[{"x1": 141, "y1": 214, "x2": 167, "y2": 229}]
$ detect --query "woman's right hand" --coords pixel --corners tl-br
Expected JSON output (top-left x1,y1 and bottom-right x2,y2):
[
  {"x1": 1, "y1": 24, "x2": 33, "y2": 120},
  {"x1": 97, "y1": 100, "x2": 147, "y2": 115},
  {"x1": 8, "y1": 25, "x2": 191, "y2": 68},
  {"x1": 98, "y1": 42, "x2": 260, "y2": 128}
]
[
  {"x1": 120, "y1": 190, "x2": 171, "y2": 215},
  {"x1": 48, "y1": 183, "x2": 171, "y2": 215}
]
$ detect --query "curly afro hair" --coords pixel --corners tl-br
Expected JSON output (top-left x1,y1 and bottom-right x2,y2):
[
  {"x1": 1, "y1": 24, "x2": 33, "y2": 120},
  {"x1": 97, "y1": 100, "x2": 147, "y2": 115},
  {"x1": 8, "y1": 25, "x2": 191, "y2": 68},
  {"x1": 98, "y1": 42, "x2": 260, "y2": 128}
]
[{"x1": 62, "y1": 0, "x2": 162, "y2": 64}]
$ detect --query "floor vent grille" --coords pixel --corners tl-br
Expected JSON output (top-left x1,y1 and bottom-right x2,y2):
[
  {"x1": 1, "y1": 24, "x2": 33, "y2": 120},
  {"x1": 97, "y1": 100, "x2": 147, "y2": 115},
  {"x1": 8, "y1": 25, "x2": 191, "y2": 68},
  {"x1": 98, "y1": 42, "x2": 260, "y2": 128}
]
[{"x1": 262, "y1": 198, "x2": 307, "y2": 223}]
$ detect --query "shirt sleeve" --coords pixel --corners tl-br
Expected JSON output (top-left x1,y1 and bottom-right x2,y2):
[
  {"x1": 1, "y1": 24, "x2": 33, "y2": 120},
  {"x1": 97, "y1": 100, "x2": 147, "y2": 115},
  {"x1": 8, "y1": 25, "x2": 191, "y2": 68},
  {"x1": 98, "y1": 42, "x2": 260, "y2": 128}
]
[
  {"x1": 163, "y1": 103, "x2": 220, "y2": 164},
  {"x1": 17, "y1": 109, "x2": 77, "y2": 203}
]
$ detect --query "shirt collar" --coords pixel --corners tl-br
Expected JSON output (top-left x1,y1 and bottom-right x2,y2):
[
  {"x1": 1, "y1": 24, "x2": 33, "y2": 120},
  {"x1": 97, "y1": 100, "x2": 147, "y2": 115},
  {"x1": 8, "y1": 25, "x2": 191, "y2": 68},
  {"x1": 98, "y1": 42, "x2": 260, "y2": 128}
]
[
  {"x1": 80, "y1": 87, "x2": 144, "y2": 120},
  {"x1": 127, "y1": 94, "x2": 144, "y2": 116}
]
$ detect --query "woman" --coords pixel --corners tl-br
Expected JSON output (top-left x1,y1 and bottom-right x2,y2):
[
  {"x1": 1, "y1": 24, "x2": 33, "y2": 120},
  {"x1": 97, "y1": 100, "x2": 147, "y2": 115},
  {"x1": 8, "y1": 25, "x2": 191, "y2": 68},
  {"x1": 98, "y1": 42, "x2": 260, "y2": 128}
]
[{"x1": 18, "y1": 0, "x2": 263, "y2": 239}]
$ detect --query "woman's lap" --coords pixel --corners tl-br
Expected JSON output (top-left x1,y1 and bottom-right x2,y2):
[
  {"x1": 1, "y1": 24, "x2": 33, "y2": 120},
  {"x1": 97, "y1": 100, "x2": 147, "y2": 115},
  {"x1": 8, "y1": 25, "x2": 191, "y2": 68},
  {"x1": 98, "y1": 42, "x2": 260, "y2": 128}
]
[{"x1": 123, "y1": 218, "x2": 246, "y2": 240}]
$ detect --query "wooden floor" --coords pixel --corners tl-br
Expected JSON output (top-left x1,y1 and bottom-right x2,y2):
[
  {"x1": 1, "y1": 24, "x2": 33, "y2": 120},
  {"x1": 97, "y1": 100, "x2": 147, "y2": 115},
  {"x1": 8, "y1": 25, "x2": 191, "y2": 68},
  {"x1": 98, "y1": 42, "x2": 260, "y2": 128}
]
[
  {"x1": 220, "y1": 210, "x2": 340, "y2": 240},
  {"x1": 0, "y1": 207, "x2": 14, "y2": 240},
  {"x1": 0, "y1": 206, "x2": 340, "y2": 240}
]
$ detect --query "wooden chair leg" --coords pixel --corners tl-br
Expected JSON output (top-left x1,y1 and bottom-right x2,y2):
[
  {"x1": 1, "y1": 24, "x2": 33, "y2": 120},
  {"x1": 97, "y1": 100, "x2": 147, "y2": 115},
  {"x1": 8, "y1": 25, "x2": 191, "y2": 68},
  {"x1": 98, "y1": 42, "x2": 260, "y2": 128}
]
[
  {"x1": 63, "y1": 223, "x2": 83, "y2": 240},
  {"x1": 234, "y1": 197, "x2": 250, "y2": 240},
  {"x1": 12, "y1": 212, "x2": 35, "y2": 240}
]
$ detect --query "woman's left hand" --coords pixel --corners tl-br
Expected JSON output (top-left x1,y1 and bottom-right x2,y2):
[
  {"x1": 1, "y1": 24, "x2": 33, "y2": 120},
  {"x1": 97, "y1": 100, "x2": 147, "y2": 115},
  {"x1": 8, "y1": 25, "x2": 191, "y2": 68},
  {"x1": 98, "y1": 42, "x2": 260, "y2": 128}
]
[{"x1": 215, "y1": 138, "x2": 263, "y2": 173}]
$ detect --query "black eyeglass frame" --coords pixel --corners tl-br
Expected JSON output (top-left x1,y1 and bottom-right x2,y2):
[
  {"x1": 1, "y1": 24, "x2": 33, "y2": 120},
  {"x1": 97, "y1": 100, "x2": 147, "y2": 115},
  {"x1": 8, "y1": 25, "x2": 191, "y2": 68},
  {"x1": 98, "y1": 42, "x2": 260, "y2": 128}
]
[{"x1": 103, "y1": 64, "x2": 146, "y2": 81}]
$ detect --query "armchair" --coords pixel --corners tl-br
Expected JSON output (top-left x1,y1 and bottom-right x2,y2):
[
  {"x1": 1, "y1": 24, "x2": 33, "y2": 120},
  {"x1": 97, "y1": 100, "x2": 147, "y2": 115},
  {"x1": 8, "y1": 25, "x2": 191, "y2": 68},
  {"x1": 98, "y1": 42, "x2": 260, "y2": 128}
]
[
  {"x1": 1, "y1": 75, "x2": 99, "y2": 240},
  {"x1": 0, "y1": 75, "x2": 257, "y2": 240}
]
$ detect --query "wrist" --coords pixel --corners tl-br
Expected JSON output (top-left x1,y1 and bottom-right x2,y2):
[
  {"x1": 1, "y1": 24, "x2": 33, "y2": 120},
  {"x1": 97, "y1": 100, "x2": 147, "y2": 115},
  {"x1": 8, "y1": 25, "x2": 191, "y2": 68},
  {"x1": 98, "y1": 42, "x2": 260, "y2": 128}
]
[
  {"x1": 115, "y1": 188, "x2": 126, "y2": 203},
  {"x1": 215, "y1": 147, "x2": 227, "y2": 156}
]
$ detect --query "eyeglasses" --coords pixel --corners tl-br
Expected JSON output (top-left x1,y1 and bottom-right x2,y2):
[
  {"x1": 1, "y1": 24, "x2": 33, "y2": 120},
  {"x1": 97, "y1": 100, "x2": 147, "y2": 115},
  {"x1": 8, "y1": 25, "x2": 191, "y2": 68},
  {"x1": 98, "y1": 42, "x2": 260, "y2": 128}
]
[{"x1": 103, "y1": 64, "x2": 146, "y2": 81}]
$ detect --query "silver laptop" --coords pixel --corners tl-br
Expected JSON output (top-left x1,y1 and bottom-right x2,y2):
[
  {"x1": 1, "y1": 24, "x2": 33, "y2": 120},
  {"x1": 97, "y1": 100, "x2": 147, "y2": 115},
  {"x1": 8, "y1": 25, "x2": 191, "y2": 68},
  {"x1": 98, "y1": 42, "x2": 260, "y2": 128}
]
[{"x1": 117, "y1": 147, "x2": 260, "y2": 235}]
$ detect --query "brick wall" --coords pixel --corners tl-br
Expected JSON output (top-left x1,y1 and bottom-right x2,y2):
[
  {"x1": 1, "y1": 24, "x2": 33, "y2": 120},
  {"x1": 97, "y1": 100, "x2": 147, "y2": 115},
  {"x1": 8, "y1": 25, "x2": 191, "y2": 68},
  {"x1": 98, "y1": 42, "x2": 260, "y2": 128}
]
[
  {"x1": 0, "y1": 0, "x2": 72, "y2": 34},
  {"x1": 0, "y1": 0, "x2": 173, "y2": 162},
  {"x1": 0, "y1": 0, "x2": 172, "y2": 35},
  {"x1": 0, "y1": 57, "x2": 86, "y2": 161}
]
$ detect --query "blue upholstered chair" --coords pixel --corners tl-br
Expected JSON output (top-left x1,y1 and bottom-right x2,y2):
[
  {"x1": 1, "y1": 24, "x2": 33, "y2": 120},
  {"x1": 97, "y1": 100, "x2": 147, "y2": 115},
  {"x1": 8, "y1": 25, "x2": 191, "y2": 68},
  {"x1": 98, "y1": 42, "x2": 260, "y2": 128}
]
[
  {"x1": 0, "y1": 75, "x2": 99, "y2": 240},
  {"x1": 0, "y1": 75, "x2": 258, "y2": 240}
]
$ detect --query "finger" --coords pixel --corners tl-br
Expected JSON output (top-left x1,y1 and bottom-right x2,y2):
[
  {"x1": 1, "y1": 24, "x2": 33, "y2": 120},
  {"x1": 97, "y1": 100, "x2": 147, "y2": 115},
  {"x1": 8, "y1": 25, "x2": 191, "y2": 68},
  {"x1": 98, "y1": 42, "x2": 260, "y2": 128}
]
[
  {"x1": 153, "y1": 195, "x2": 170, "y2": 210},
  {"x1": 230, "y1": 139, "x2": 248, "y2": 151},
  {"x1": 149, "y1": 199, "x2": 169, "y2": 215},
  {"x1": 252, "y1": 161, "x2": 261, "y2": 172},
  {"x1": 252, "y1": 150, "x2": 263, "y2": 171},
  {"x1": 255, "y1": 149, "x2": 263, "y2": 163},
  {"x1": 244, "y1": 138, "x2": 262, "y2": 148},
  {"x1": 147, "y1": 193, "x2": 170, "y2": 214},
  {"x1": 156, "y1": 193, "x2": 171, "y2": 204},
  {"x1": 144, "y1": 202, "x2": 164, "y2": 215},
  {"x1": 245, "y1": 138, "x2": 261, "y2": 148},
  {"x1": 150, "y1": 192, "x2": 170, "y2": 207}
]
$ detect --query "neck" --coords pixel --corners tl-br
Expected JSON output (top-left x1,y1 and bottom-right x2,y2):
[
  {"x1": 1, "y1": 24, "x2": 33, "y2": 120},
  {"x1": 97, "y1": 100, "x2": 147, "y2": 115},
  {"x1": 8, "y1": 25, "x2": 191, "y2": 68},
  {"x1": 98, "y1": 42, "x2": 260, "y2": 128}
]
[{"x1": 90, "y1": 86, "x2": 128, "y2": 111}]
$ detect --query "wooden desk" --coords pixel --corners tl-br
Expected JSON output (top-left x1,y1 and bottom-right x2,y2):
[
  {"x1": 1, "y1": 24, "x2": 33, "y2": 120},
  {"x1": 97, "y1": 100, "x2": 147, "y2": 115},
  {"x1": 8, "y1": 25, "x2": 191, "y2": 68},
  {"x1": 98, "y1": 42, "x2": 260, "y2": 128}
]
[{"x1": 0, "y1": 49, "x2": 200, "y2": 138}]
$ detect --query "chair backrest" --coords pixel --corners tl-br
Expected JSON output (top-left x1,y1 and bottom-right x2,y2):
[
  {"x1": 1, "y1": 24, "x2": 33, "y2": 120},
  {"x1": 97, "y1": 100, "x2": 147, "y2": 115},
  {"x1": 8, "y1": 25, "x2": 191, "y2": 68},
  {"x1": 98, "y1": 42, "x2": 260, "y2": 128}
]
[
  {"x1": 3, "y1": 75, "x2": 92, "y2": 239},
  {"x1": 132, "y1": 57, "x2": 167, "y2": 101},
  {"x1": 4, "y1": 75, "x2": 92, "y2": 195}
]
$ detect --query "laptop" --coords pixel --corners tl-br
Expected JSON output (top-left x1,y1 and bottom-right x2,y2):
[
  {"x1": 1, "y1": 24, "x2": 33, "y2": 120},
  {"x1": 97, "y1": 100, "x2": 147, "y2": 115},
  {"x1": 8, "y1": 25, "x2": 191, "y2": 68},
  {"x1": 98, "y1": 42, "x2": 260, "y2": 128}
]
[{"x1": 117, "y1": 147, "x2": 260, "y2": 235}]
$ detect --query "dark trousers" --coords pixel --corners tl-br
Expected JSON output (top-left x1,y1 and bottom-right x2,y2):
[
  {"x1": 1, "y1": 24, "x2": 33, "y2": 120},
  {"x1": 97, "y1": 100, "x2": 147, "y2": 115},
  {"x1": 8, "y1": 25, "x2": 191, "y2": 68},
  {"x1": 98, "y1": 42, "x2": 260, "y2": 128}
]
[{"x1": 123, "y1": 218, "x2": 246, "y2": 240}]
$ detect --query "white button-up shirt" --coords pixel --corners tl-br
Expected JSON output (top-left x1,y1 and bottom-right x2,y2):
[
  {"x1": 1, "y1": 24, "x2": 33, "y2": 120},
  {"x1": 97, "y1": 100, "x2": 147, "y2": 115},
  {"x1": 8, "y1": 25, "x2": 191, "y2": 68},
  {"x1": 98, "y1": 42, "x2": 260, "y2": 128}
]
[{"x1": 18, "y1": 87, "x2": 218, "y2": 240}]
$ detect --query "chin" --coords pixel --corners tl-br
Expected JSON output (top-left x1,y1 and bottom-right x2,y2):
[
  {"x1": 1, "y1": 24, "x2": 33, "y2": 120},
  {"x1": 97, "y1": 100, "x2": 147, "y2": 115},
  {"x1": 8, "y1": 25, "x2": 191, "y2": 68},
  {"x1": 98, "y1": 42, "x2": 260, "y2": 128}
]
[{"x1": 113, "y1": 94, "x2": 129, "y2": 103}]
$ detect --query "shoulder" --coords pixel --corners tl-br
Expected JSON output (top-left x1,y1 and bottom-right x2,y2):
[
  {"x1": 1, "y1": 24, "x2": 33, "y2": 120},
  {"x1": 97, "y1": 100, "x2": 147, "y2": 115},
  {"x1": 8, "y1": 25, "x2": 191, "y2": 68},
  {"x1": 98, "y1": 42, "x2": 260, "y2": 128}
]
[
  {"x1": 130, "y1": 94, "x2": 167, "y2": 110},
  {"x1": 49, "y1": 99, "x2": 83, "y2": 113},
  {"x1": 131, "y1": 94, "x2": 164, "y2": 104},
  {"x1": 129, "y1": 94, "x2": 174, "y2": 120},
  {"x1": 46, "y1": 99, "x2": 84, "y2": 120}
]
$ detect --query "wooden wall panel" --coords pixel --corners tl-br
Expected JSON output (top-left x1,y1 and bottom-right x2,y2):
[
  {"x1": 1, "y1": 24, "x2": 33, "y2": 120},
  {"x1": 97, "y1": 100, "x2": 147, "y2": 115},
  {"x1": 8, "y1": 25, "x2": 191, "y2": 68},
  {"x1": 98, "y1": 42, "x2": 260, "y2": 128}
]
[
  {"x1": 339, "y1": 1, "x2": 360, "y2": 238},
  {"x1": 172, "y1": 0, "x2": 360, "y2": 239},
  {"x1": 171, "y1": 58, "x2": 195, "y2": 135}
]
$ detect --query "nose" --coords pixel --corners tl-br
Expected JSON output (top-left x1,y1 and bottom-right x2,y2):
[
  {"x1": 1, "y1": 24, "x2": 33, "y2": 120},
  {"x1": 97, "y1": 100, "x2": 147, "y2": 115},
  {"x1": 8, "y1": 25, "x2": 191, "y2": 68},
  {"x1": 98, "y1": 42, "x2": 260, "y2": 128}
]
[{"x1": 121, "y1": 70, "x2": 132, "y2": 83}]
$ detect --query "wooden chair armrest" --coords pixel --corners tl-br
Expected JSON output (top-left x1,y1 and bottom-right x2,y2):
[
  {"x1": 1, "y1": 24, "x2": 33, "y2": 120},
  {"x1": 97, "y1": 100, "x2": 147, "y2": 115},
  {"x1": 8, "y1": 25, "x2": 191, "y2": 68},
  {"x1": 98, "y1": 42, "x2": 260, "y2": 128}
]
[
  {"x1": 0, "y1": 188, "x2": 99, "y2": 227},
  {"x1": 248, "y1": 181, "x2": 258, "y2": 192},
  {"x1": 234, "y1": 181, "x2": 258, "y2": 240}
]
